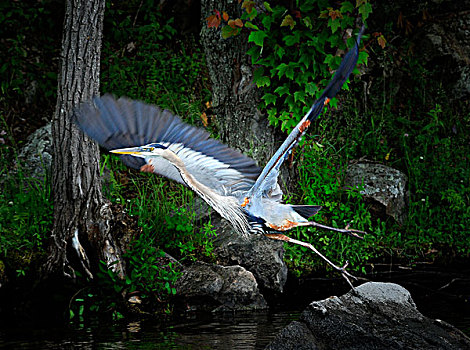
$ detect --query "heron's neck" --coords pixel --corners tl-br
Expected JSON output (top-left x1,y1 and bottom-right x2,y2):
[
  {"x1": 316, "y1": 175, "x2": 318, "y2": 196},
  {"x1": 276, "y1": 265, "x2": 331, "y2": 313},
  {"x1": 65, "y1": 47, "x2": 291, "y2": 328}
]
[{"x1": 158, "y1": 149, "x2": 248, "y2": 235}]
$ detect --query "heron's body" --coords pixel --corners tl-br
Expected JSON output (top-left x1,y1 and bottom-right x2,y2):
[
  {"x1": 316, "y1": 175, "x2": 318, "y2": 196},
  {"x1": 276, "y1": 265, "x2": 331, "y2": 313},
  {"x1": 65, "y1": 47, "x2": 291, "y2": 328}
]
[{"x1": 73, "y1": 26, "x2": 366, "y2": 287}]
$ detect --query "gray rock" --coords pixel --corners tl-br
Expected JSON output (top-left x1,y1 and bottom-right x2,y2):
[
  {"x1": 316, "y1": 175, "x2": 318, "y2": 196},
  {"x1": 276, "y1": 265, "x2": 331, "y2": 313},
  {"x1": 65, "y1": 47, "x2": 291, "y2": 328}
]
[
  {"x1": 175, "y1": 261, "x2": 268, "y2": 312},
  {"x1": 213, "y1": 219, "x2": 288, "y2": 293},
  {"x1": 266, "y1": 282, "x2": 470, "y2": 350},
  {"x1": 345, "y1": 162, "x2": 408, "y2": 224},
  {"x1": 17, "y1": 123, "x2": 53, "y2": 183}
]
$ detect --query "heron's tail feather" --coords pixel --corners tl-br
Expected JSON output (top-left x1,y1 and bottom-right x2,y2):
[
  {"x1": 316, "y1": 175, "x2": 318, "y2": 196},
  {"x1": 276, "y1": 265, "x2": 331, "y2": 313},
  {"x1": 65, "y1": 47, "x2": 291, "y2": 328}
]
[{"x1": 292, "y1": 205, "x2": 322, "y2": 219}]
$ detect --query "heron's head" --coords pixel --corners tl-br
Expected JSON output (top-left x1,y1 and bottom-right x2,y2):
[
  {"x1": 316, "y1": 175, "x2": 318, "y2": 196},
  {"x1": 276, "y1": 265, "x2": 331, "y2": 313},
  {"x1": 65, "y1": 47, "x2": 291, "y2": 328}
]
[{"x1": 110, "y1": 143, "x2": 167, "y2": 158}]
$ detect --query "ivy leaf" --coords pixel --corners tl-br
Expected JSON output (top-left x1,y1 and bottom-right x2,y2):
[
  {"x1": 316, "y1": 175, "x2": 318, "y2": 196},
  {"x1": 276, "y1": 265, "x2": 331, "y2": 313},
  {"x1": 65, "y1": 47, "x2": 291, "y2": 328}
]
[
  {"x1": 328, "y1": 18, "x2": 341, "y2": 33},
  {"x1": 305, "y1": 82, "x2": 319, "y2": 96},
  {"x1": 275, "y1": 44, "x2": 285, "y2": 59},
  {"x1": 245, "y1": 21, "x2": 259, "y2": 30},
  {"x1": 263, "y1": 2, "x2": 273, "y2": 12},
  {"x1": 221, "y1": 25, "x2": 240, "y2": 38},
  {"x1": 283, "y1": 31, "x2": 300, "y2": 46},
  {"x1": 281, "y1": 14, "x2": 296, "y2": 30},
  {"x1": 276, "y1": 63, "x2": 295, "y2": 80},
  {"x1": 285, "y1": 64, "x2": 295, "y2": 80},
  {"x1": 298, "y1": 53, "x2": 311, "y2": 68},
  {"x1": 302, "y1": 16, "x2": 312, "y2": 29},
  {"x1": 328, "y1": 8, "x2": 343, "y2": 20},
  {"x1": 358, "y1": 2, "x2": 372, "y2": 20},
  {"x1": 247, "y1": 46, "x2": 261, "y2": 63},
  {"x1": 294, "y1": 91, "x2": 306, "y2": 103},
  {"x1": 377, "y1": 34, "x2": 387, "y2": 49},
  {"x1": 274, "y1": 85, "x2": 289, "y2": 97},
  {"x1": 207, "y1": 13, "x2": 221, "y2": 28},
  {"x1": 228, "y1": 18, "x2": 244, "y2": 28},
  {"x1": 262, "y1": 93, "x2": 277, "y2": 105},
  {"x1": 340, "y1": 1, "x2": 354, "y2": 13},
  {"x1": 242, "y1": 0, "x2": 255, "y2": 14},
  {"x1": 248, "y1": 30, "x2": 268, "y2": 46},
  {"x1": 222, "y1": 11, "x2": 229, "y2": 21}
]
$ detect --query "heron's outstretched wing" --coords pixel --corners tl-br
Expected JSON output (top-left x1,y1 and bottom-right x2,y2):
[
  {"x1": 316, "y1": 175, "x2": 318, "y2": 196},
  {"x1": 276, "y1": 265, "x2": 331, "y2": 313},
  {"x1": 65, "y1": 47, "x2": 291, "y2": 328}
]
[
  {"x1": 73, "y1": 95, "x2": 261, "y2": 195},
  {"x1": 247, "y1": 25, "x2": 365, "y2": 200}
]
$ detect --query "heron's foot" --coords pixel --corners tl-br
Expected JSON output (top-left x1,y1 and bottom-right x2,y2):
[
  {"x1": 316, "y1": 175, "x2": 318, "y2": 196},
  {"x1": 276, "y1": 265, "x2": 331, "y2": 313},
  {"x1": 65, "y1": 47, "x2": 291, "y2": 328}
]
[
  {"x1": 342, "y1": 223, "x2": 366, "y2": 240},
  {"x1": 307, "y1": 221, "x2": 366, "y2": 240},
  {"x1": 332, "y1": 260, "x2": 357, "y2": 290}
]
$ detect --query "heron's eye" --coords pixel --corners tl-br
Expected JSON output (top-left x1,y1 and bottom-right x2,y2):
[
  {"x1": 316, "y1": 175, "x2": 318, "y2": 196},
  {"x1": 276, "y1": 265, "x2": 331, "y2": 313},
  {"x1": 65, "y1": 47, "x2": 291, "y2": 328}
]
[{"x1": 142, "y1": 147, "x2": 154, "y2": 152}]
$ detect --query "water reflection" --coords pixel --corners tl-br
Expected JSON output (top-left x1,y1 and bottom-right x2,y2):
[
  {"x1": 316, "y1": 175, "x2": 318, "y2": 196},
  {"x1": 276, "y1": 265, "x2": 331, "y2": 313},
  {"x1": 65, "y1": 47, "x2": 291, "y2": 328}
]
[
  {"x1": 0, "y1": 266, "x2": 468, "y2": 349},
  {"x1": 0, "y1": 310, "x2": 300, "y2": 349}
]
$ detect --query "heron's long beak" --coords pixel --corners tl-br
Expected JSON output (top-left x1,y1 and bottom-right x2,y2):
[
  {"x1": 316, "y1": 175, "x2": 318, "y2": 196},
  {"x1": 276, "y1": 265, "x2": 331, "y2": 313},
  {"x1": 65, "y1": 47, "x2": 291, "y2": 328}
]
[{"x1": 110, "y1": 146, "x2": 142, "y2": 155}]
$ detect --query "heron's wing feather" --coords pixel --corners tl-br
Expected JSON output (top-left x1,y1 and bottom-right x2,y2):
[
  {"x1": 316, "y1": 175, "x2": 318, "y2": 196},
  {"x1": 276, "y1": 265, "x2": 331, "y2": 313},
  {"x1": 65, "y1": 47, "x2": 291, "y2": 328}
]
[
  {"x1": 248, "y1": 25, "x2": 365, "y2": 200},
  {"x1": 73, "y1": 95, "x2": 261, "y2": 194}
]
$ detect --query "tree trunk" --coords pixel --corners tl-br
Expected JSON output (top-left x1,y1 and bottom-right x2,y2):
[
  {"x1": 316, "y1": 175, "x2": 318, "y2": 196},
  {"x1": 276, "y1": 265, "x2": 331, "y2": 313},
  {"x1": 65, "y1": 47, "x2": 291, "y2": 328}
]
[
  {"x1": 200, "y1": 0, "x2": 297, "y2": 193},
  {"x1": 45, "y1": 0, "x2": 125, "y2": 279},
  {"x1": 200, "y1": 0, "x2": 290, "y2": 293},
  {"x1": 200, "y1": 0, "x2": 278, "y2": 165}
]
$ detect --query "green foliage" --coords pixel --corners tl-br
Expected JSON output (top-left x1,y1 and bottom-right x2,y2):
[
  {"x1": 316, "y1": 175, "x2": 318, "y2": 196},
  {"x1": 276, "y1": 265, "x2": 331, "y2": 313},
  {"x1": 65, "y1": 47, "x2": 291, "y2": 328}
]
[
  {"x1": 0, "y1": 134, "x2": 52, "y2": 271},
  {"x1": 242, "y1": 1, "x2": 370, "y2": 132},
  {"x1": 101, "y1": 1, "x2": 211, "y2": 117},
  {"x1": 284, "y1": 134, "x2": 373, "y2": 274},
  {"x1": 0, "y1": 1, "x2": 59, "y2": 106},
  {"x1": 285, "y1": 93, "x2": 470, "y2": 276}
]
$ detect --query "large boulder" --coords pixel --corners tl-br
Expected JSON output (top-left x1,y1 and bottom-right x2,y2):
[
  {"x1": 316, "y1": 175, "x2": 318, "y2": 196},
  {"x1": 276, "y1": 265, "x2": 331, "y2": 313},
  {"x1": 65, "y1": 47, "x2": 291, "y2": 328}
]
[
  {"x1": 16, "y1": 123, "x2": 52, "y2": 183},
  {"x1": 213, "y1": 219, "x2": 288, "y2": 293},
  {"x1": 345, "y1": 162, "x2": 408, "y2": 224},
  {"x1": 266, "y1": 282, "x2": 470, "y2": 349},
  {"x1": 175, "y1": 262, "x2": 268, "y2": 312}
]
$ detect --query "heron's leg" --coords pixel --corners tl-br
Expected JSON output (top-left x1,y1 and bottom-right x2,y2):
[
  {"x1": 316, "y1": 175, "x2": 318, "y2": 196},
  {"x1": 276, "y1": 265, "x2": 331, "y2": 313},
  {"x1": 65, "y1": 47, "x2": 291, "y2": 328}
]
[
  {"x1": 265, "y1": 233, "x2": 357, "y2": 290},
  {"x1": 295, "y1": 221, "x2": 365, "y2": 240}
]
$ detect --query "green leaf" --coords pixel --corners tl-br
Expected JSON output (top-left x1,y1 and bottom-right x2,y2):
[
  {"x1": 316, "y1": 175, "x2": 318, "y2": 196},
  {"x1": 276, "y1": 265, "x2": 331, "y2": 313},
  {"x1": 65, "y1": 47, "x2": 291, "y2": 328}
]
[
  {"x1": 358, "y1": 2, "x2": 372, "y2": 20},
  {"x1": 305, "y1": 82, "x2": 318, "y2": 96},
  {"x1": 263, "y1": 2, "x2": 273, "y2": 12},
  {"x1": 275, "y1": 45, "x2": 285, "y2": 59},
  {"x1": 283, "y1": 32, "x2": 300, "y2": 46},
  {"x1": 245, "y1": 21, "x2": 259, "y2": 30},
  {"x1": 294, "y1": 91, "x2": 306, "y2": 103},
  {"x1": 328, "y1": 18, "x2": 341, "y2": 33},
  {"x1": 274, "y1": 85, "x2": 289, "y2": 97},
  {"x1": 248, "y1": 30, "x2": 268, "y2": 46},
  {"x1": 253, "y1": 66, "x2": 265, "y2": 79},
  {"x1": 256, "y1": 76, "x2": 271, "y2": 87},
  {"x1": 262, "y1": 93, "x2": 277, "y2": 105},
  {"x1": 298, "y1": 54, "x2": 311, "y2": 68},
  {"x1": 281, "y1": 14, "x2": 296, "y2": 29},
  {"x1": 276, "y1": 63, "x2": 288, "y2": 78},
  {"x1": 221, "y1": 25, "x2": 240, "y2": 39},
  {"x1": 340, "y1": 1, "x2": 354, "y2": 13},
  {"x1": 254, "y1": 67, "x2": 270, "y2": 87},
  {"x1": 247, "y1": 46, "x2": 261, "y2": 63},
  {"x1": 302, "y1": 16, "x2": 312, "y2": 29}
]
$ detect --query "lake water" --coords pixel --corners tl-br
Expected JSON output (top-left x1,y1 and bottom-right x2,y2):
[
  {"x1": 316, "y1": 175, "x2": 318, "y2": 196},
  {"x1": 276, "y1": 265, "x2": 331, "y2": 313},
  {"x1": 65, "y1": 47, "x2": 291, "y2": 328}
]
[{"x1": 0, "y1": 266, "x2": 469, "y2": 349}]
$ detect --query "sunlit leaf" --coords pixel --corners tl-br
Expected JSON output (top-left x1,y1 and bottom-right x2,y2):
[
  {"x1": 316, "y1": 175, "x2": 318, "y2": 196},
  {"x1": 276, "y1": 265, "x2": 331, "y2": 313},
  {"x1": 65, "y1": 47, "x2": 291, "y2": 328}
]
[
  {"x1": 248, "y1": 30, "x2": 268, "y2": 46},
  {"x1": 281, "y1": 14, "x2": 296, "y2": 30},
  {"x1": 377, "y1": 34, "x2": 387, "y2": 49}
]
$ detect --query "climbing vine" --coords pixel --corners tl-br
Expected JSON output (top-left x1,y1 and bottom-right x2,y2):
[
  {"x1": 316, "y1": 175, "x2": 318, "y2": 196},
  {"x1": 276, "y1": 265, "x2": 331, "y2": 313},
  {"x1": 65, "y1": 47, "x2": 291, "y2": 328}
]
[{"x1": 207, "y1": 1, "x2": 380, "y2": 132}]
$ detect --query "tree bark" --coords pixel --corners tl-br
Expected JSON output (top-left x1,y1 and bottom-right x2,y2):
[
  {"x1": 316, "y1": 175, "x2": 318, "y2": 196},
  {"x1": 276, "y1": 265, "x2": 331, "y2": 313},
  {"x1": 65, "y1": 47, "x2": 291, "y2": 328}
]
[
  {"x1": 200, "y1": 0, "x2": 297, "y2": 193},
  {"x1": 45, "y1": 0, "x2": 125, "y2": 279},
  {"x1": 200, "y1": 0, "x2": 278, "y2": 165}
]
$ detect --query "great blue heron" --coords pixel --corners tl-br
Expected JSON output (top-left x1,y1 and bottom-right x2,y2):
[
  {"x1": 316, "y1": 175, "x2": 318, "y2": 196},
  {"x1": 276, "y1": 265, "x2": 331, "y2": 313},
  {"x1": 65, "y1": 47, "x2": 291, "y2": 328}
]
[{"x1": 74, "y1": 26, "x2": 366, "y2": 287}]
